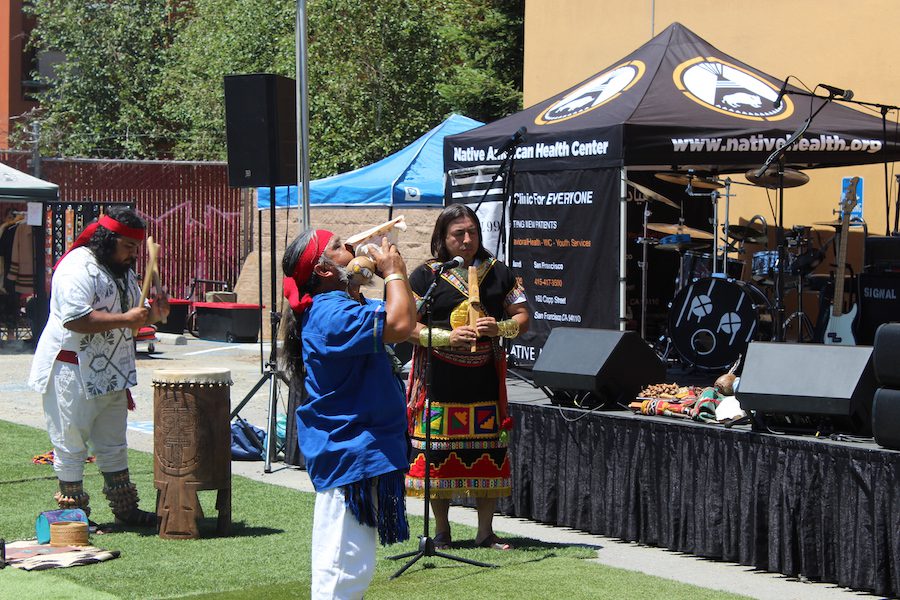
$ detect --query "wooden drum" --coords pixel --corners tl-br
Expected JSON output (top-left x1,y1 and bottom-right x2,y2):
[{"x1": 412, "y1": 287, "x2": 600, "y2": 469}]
[{"x1": 153, "y1": 368, "x2": 232, "y2": 540}]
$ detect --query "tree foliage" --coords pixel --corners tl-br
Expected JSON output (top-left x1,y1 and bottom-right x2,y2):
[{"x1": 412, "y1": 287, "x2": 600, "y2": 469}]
[
  {"x1": 17, "y1": 0, "x2": 523, "y2": 173},
  {"x1": 21, "y1": 0, "x2": 179, "y2": 158}
]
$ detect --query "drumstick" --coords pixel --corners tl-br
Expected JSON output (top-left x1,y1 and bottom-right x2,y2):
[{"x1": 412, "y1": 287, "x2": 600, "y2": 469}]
[
  {"x1": 468, "y1": 266, "x2": 480, "y2": 352},
  {"x1": 133, "y1": 236, "x2": 160, "y2": 336},
  {"x1": 151, "y1": 265, "x2": 167, "y2": 324}
]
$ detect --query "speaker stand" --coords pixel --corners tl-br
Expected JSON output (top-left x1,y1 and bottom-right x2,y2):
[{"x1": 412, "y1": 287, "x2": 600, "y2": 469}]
[{"x1": 229, "y1": 185, "x2": 289, "y2": 473}]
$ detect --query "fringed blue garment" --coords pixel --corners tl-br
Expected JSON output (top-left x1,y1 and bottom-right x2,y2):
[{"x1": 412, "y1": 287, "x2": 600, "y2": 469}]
[{"x1": 343, "y1": 470, "x2": 409, "y2": 545}]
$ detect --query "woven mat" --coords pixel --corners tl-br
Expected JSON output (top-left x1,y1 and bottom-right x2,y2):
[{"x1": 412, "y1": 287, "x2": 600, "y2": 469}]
[{"x1": 4, "y1": 540, "x2": 119, "y2": 571}]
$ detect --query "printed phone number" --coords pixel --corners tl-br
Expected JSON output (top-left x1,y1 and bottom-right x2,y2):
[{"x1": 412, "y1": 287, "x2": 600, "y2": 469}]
[{"x1": 534, "y1": 277, "x2": 564, "y2": 287}]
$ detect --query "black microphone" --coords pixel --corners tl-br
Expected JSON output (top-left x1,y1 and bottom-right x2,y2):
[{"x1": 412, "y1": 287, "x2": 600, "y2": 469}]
[
  {"x1": 497, "y1": 126, "x2": 527, "y2": 156},
  {"x1": 774, "y1": 78, "x2": 788, "y2": 108},
  {"x1": 819, "y1": 83, "x2": 854, "y2": 100},
  {"x1": 431, "y1": 256, "x2": 464, "y2": 271}
]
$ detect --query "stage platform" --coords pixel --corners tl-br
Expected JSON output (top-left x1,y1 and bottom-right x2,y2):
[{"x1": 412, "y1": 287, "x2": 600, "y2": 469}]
[{"x1": 500, "y1": 378, "x2": 900, "y2": 597}]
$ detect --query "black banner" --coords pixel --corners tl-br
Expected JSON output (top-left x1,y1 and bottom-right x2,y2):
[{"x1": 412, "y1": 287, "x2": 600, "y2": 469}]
[{"x1": 450, "y1": 168, "x2": 621, "y2": 368}]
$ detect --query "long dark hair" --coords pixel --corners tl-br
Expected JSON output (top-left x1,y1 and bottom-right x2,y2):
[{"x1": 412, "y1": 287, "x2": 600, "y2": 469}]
[
  {"x1": 87, "y1": 206, "x2": 145, "y2": 274},
  {"x1": 278, "y1": 229, "x2": 333, "y2": 384},
  {"x1": 429, "y1": 204, "x2": 491, "y2": 262}
]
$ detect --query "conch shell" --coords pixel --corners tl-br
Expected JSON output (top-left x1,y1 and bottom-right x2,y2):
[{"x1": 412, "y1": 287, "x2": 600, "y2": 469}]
[
  {"x1": 343, "y1": 215, "x2": 407, "y2": 284},
  {"x1": 346, "y1": 215, "x2": 407, "y2": 258}
]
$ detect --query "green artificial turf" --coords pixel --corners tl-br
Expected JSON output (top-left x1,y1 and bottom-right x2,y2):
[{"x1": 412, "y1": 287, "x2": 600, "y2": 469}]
[{"x1": 0, "y1": 419, "x2": 751, "y2": 599}]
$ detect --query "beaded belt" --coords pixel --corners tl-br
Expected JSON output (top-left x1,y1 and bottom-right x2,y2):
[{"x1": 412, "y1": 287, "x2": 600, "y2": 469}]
[{"x1": 433, "y1": 342, "x2": 492, "y2": 367}]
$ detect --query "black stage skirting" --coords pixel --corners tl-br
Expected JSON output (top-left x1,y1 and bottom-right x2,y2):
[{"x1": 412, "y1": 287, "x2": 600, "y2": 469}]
[{"x1": 502, "y1": 400, "x2": 900, "y2": 597}]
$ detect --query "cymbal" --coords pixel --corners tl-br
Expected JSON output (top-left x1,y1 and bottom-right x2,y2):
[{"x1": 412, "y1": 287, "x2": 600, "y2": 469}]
[
  {"x1": 625, "y1": 180, "x2": 679, "y2": 208},
  {"x1": 726, "y1": 224, "x2": 766, "y2": 243},
  {"x1": 647, "y1": 222, "x2": 715, "y2": 240},
  {"x1": 813, "y1": 220, "x2": 843, "y2": 227},
  {"x1": 655, "y1": 241, "x2": 709, "y2": 252},
  {"x1": 654, "y1": 172, "x2": 723, "y2": 190},
  {"x1": 745, "y1": 167, "x2": 809, "y2": 188}
]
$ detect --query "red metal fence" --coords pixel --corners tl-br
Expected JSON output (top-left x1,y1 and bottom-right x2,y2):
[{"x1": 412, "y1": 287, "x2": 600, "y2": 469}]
[{"x1": 0, "y1": 151, "x2": 246, "y2": 299}]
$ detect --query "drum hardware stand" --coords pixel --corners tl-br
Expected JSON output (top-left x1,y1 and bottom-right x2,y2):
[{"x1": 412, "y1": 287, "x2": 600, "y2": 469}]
[
  {"x1": 229, "y1": 184, "x2": 291, "y2": 474},
  {"x1": 635, "y1": 197, "x2": 656, "y2": 340},
  {"x1": 685, "y1": 183, "x2": 721, "y2": 275},
  {"x1": 389, "y1": 263, "x2": 496, "y2": 578},
  {"x1": 782, "y1": 234, "x2": 816, "y2": 342}
]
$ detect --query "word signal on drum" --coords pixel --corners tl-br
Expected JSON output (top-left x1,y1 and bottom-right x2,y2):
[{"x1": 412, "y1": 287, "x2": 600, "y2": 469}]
[{"x1": 824, "y1": 177, "x2": 860, "y2": 345}]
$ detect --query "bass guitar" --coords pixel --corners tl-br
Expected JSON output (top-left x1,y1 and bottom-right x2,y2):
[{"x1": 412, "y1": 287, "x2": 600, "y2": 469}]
[{"x1": 824, "y1": 177, "x2": 859, "y2": 345}]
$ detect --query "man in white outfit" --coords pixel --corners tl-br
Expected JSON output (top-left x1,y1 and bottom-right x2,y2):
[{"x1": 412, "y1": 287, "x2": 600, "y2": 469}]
[{"x1": 28, "y1": 206, "x2": 169, "y2": 526}]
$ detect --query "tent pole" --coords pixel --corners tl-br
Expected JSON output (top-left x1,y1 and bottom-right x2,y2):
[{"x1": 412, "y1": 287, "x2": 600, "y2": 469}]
[
  {"x1": 619, "y1": 168, "x2": 627, "y2": 331},
  {"x1": 296, "y1": 0, "x2": 311, "y2": 228}
]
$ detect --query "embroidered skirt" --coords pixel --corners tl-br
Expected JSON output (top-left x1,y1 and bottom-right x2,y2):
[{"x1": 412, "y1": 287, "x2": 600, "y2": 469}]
[{"x1": 405, "y1": 342, "x2": 511, "y2": 500}]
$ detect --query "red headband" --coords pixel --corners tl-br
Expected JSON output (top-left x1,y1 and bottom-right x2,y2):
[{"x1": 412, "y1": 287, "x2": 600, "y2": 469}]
[
  {"x1": 283, "y1": 229, "x2": 334, "y2": 315},
  {"x1": 54, "y1": 214, "x2": 147, "y2": 269}
]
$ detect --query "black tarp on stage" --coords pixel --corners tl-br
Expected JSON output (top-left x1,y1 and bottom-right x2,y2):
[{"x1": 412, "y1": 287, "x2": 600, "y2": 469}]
[{"x1": 502, "y1": 399, "x2": 900, "y2": 597}]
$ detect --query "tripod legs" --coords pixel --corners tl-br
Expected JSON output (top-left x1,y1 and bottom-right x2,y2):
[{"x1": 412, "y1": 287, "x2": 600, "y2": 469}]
[{"x1": 389, "y1": 534, "x2": 497, "y2": 579}]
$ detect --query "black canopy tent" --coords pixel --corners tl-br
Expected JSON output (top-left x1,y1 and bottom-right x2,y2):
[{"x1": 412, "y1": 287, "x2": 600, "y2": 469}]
[{"x1": 444, "y1": 22, "x2": 900, "y2": 366}]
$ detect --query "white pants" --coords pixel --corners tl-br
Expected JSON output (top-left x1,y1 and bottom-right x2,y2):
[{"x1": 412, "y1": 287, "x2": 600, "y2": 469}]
[
  {"x1": 311, "y1": 486, "x2": 377, "y2": 600},
  {"x1": 42, "y1": 360, "x2": 129, "y2": 482}
]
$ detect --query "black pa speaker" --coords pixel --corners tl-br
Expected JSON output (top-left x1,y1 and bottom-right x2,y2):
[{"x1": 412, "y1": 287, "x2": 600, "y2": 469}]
[
  {"x1": 532, "y1": 328, "x2": 665, "y2": 407},
  {"x1": 872, "y1": 322, "x2": 900, "y2": 387},
  {"x1": 224, "y1": 73, "x2": 297, "y2": 188},
  {"x1": 736, "y1": 342, "x2": 877, "y2": 435},
  {"x1": 872, "y1": 388, "x2": 900, "y2": 450}
]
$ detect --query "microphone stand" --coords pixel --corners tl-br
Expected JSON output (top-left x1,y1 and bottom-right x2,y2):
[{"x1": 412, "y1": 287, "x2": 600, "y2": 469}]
[
  {"x1": 388, "y1": 263, "x2": 495, "y2": 578},
  {"x1": 755, "y1": 90, "x2": 834, "y2": 341}
]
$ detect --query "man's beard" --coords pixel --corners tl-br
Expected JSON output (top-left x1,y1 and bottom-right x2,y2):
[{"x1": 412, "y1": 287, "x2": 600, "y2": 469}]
[
  {"x1": 334, "y1": 265, "x2": 351, "y2": 286},
  {"x1": 106, "y1": 260, "x2": 134, "y2": 278}
]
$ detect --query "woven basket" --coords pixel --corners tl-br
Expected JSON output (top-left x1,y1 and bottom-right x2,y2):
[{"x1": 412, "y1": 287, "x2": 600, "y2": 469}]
[{"x1": 50, "y1": 520, "x2": 89, "y2": 547}]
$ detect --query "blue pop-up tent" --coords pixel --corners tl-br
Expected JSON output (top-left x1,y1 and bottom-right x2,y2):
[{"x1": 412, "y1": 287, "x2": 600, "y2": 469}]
[{"x1": 257, "y1": 114, "x2": 483, "y2": 209}]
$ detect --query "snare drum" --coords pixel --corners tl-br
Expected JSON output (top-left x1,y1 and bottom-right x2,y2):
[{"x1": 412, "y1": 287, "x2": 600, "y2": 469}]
[
  {"x1": 153, "y1": 368, "x2": 233, "y2": 539},
  {"x1": 668, "y1": 277, "x2": 772, "y2": 370},
  {"x1": 751, "y1": 250, "x2": 794, "y2": 285}
]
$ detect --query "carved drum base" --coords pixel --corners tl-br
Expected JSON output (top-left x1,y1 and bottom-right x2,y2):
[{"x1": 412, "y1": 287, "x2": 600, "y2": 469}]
[{"x1": 153, "y1": 368, "x2": 233, "y2": 540}]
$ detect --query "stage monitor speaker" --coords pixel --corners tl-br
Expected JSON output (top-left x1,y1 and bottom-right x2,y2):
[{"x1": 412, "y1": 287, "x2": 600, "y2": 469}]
[
  {"x1": 224, "y1": 73, "x2": 297, "y2": 188},
  {"x1": 532, "y1": 328, "x2": 665, "y2": 407},
  {"x1": 872, "y1": 388, "x2": 900, "y2": 450},
  {"x1": 736, "y1": 342, "x2": 876, "y2": 435}
]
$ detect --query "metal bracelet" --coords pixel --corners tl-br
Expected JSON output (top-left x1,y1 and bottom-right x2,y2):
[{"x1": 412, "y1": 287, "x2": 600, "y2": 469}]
[
  {"x1": 419, "y1": 327, "x2": 451, "y2": 347},
  {"x1": 497, "y1": 319, "x2": 520, "y2": 338}
]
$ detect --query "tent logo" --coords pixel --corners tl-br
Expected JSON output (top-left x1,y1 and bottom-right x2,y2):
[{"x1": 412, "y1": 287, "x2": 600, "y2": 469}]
[
  {"x1": 673, "y1": 57, "x2": 792, "y2": 121},
  {"x1": 536, "y1": 60, "x2": 645, "y2": 125}
]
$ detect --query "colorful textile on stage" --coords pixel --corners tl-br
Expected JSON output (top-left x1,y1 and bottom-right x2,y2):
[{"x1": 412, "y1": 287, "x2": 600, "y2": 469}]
[{"x1": 405, "y1": 258, "x2": 521, "y2": 500}]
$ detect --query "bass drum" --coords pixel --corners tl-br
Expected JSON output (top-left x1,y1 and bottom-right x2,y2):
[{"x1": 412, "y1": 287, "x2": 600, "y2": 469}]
[{"x1": 668, "y1": 277, "x2": 772, "y2": 370}]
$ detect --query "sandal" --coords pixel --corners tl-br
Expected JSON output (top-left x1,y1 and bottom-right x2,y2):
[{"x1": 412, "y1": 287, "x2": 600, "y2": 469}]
[
  {"x1": 433, "y1": 531, "x2": 452, "y2": 550},
  {"x1": 475, "y1": 533, "x2": 512, "y2": 550}
]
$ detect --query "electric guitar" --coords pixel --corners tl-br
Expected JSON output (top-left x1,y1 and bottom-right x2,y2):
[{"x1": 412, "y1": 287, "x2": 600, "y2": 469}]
[{"x1": 824, "y1": 177, "x2": 859, "y2": 345}]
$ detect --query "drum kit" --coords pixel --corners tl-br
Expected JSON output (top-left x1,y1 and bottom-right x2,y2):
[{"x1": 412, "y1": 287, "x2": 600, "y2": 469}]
[{"x1": 634, "y1": 167, "x2": 824, "y2": 371}]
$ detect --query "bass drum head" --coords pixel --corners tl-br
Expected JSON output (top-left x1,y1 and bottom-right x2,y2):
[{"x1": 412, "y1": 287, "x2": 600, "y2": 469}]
[{"x1": 668, "y1": 277, "x2": 770, "y2": 370}]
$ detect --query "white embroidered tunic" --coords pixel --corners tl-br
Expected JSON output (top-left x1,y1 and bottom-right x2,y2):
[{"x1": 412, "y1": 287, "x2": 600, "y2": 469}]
[{"x1": 28, "y1": 246, "x2": 140, "y2": 398}]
